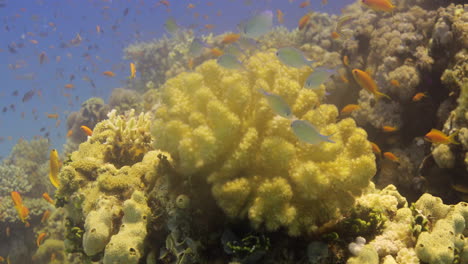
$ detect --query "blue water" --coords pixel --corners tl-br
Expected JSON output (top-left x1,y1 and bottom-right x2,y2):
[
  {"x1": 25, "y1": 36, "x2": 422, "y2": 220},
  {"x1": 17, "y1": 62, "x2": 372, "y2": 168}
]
[{"x1": 0, "y1": 0, "x2": 352, "y2": 158}]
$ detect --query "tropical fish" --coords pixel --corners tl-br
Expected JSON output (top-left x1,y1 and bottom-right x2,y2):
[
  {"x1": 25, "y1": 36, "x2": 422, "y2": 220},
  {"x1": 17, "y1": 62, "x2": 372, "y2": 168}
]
[
  {"x1": 242, "y1": 10, "x2": 273, "y2": 39},
  {"x1": 340, "y1": 104, "x2": 361, "y2": 115},
  {"x1": 361, "y1": 0, "x2": 395, "y2": 12},
  {"x1": 298, "y1": 13, "x2": 310, "y2": 30},
  {"x1": 424, "y1": 129, "x2": 459, "y2": 144},
  {"x1": 330, "y1": 31, "x2": 340, "y2": 39},
  {"x1": 36, "y1": 232, "x2": 47, "y2": 247},
  {"x1": 80, "y1": 125, "x2": 93, "y2": 136},
  {"x1": 352, "y1": 69, "x2": 391, "y2": 100},
  {"x1": 383, "y1": 152, "x2": 399, "y2": 162},
  {"x1": 11, "y1": 191, "x2": 29, "y2": 224},
  {"x1": 189, "y1": 38, "x2": 208, "y2": 57},
  {"x1": 258, "y1": 89, "x2": 293, "y2": 119},
  {"x1": 103, "y1": 71, "x2": 115, "y2": 77},
  {"x1": 276, "y1": 47, "x2": 314, "y2": 68},
  {"x1": 47, "y1": 113, "x2": 58, "y2": 119},
  {"x1": 41, "y1": 210, "x2": 51, "y2": 223},
  {"x1": 291, "y1": 119, "x2": 334, "y2": 144},
  {"x1": 276, "y1": 9, "x2": 284, "y2": 24},
  {"x1": 164, "y1": 18, "x2": 179, "y2": 35},
  {"x1": 210, "y1": 48, "x2": 224, "y2": 57},
  {"x1": 369, "y1": 141, "x2": 381, "y2": 156},
  {"x1": 343, "y1": 55, "x2": 349, "y2": 67},
  {"x1": 128, "y1": 62, "x2": 136, "y2": 79},
  {"x1": 66, "y1": 129, "x2": 73, "y2": 137},
  {"x1": 22, "y1": 90, "x2": 35, "y2": 102},
  {"x1": 412, "y1": 92, "x2": 427, "y2": 102},
  {"x1": 42, "y1": 193, "x2": 54, "y2": 205},
  {"x1": 64, "y1": 84, "x2": 74, "y2": 89},
  {"x1": 382, "y1": 126, "x2": 398, "y2": 132},
  {"x1": 304, "y1": 67, "x2": 336, "y2": 89},
  {"x1": 222, "y1": 33, "x2": 241, "y2": 44},
  {"x1": 39, "y1": 51, "x2": 47, "y2": 64},
  {"x1": 49, "y1": 149, "x2": 60, "y2": 188},
  {"x1": 299, "y1": 0, "x2": 310, "y2": 8},
  {"x1": 390, "y1": 79, "x2": 400, "y2": 87},
  {"x1": 217, "y1": 54, "x2": 243, "y2": 70}
]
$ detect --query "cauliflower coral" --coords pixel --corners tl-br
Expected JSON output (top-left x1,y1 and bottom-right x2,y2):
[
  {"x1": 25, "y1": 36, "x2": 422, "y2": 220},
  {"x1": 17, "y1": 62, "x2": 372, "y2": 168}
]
[{"x1": 151, "y1": 51, "x2": 377, "y2": 235}]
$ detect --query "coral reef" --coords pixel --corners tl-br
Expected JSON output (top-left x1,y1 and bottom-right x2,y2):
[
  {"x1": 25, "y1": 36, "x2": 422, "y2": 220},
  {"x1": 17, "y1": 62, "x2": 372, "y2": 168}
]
[
  {"x1": 108, "y1": 88, "x2": 143, "y2": 114},
  {"x1": 151, "y1": 51, "x2": 376, "y2": 235}
]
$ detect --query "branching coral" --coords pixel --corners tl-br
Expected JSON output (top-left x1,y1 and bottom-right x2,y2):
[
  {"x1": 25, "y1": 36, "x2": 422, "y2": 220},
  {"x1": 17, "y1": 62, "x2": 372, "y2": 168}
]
[{"x1": 151, "y1": 51, "x2": 376, "y2": 235}]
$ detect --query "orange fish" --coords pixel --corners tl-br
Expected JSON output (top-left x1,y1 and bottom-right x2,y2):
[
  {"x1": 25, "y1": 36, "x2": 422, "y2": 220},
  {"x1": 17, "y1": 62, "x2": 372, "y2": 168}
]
[
  {"x1": 343, "y1": 55, "x2": 349, "y2": 67},
  {"x1": 276, "y1": 9, "x2": 284, "y2": 24},
  {"x1": 36, "y1": 232, "x2": 47, "y2": 247},
  {"x1": 11, "y1": 191, "x2": 23, "y2": 208},
  {"x1": 29, "y1": 39, "x2": 38, "y2": 44},
  {"x1": 80, "y1": 125, "x2": 93, "y2": 136},
  {"x1": 210, "y1": 48, "x2": 223, "y2": 57},
  {"x1": 424, "y1": 128, "x2": 459, "y2": 145},
  {"x1": 42, "y1": 192, "x2": 55, "y2": 205},
  {"x1": 64, "y1": 83, "x2": 74, "y2": 89},
  {"x1": 369, "y1": 141, "x2": 381, "y2": 156},
  {"x1": 187, "y1": 3, "x2": 195, "y2": 8},
  {"x1": 331, "y1": 31, "x2": 340, "y2": 39},
  {"x1": 96, "y1": 25, "x2": 101, "y2": 34},
  {"x1": 352, "y1": 69, "x2": 391, "y2": 100},
  {"x1": 159, "y1": 0, "x2": 170, "y2": 7},
  {"x1": 222, "y1": 33, "x2": 240, "y2": 44},
  {"x1": 383, "y1": 152, "x2": 399, "y2": 162},
  {"x1": 47, "y1": 113, "x2": 59, "y2": 119},
  {"x1": 204, "y1": 24, "x2": 215, "y2": 30},
  {"x1": 340, "y1": 104, "x2": 361, "y2": 115},
  {"x1": 412, "y1": 92, "x2": 427, "y2": 102},
  {"x1": 103, "y1": 71, "x2": 115, "y2": 77},
  {"x1": 382, "y1": 126, "x2": 398, "y2": 132},
  {"x1": 361, "y1": 0, "x2": 395, "y2": 12},
  {"x1": 299, "y1": 0, "x2": 310, "y2": 8},
  {"x1": 41, "y1": 210, "x2": 51, "y2": 223},
  {"x1": 340, "y1": 74, "x2": 349, "y2": 83},
  {"x1": 390, "y1": 79, "x2": 400, "y2": 87},
  {"x1": 66, "y1": 129, "x2": 73, "y2": 137},
  {"x1": 298, "y1": 14, "x2": 310, "y2": 30}
]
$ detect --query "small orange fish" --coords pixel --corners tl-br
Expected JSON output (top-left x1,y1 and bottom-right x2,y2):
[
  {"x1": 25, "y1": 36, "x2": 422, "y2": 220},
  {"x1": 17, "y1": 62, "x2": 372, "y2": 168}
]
[
  {"x1": 29, "y1": 39, "x2": 38, "y2": 44},
  {"x1": 276, "y1": 9, "x2": 284, "y2": 24},
  {"x1": 222, "y1": 33, "x2": 240, "y2": 44},
  {"x1": 299, "y1": 0, "x2": 310, "y2": 8},
  {"x1": 382, "y1": 126, "x2": 398, "y2": 132},
  {"x1": 204, "y1": 24, "x2": 215, "y2": 30},
  {"x1": 352, "y1": 69, "x2": 391, "y2": 100},
  {"x1": 331, "y1": 31, "x2": 340, "y2": 39},
  {"x1": 41, "y1": 210, "x2": 51, "y2": 223},
  {"x1": 322, "y1": 0, "x2": 328, "y2": 5},
  {"x1": 159, "y1": 0, "x2": 170, "y2": 7},
  {"x1": 383, "y1": 152, "x2": 399, "y2": 162},
  {"x1": 64, "y1": 83, "x2": 74, "y2": 89},
  {"x1": 361, "y1": 0, "x2": 396, "y2": 12},
  {"x1": 11, "y1": 191, "x2": 23, "y2": 208},
  {"x1": 340, "y1": 74, "x2": 349, "y2": 83},
  {"x1": 47, "y1": 113, "x2": 59, "y2": 119},
  {"x1": 66, "y1": 129, "x2": 73, "y2": 137},
  {"x1": 343, "y1": 55, "x2": 349, "y2": 67},
  {"x1": 103, "y1": 71, "x2": 115, "y2": 77},
  {"x1": 36, "y1": 232, "x2": 47, "y2": 247},
  {"x1": 80, "y1": 125, "x2": 93, "y2": 136},
  {"x1": 42, "y1": 192, "x2": 55, "y2": 205},
  {"x1": 96, "y1": 25, "x2": 101, "y2": 34},
  {"x1": 390, "y1": 79, "x2": 400, "y2": 87},
  {"x1": 298, "y1": 14, "x2": 310, "y2": 30},
  {"x1": 340, "y1": 104, "x2": 361, "y2": 115},
  {"x1": 424, "y1": 129, "x2": 459, "y2": 145},
  {"x1": 187, "y1": 3, "x2": 195, "y2": 8},
  {"x1": 369, "y1": 141, "x2": 381, "y2": 156},
  {"x1": 210, "y1": 48, "x2": 224, "y2": 57},
  {"x1": 412, "y1": 92, "x2": 427, "y2": 102}
]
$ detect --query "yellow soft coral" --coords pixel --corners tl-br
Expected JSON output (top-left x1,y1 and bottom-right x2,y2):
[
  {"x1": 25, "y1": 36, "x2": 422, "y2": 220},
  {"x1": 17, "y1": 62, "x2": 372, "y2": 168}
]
[{"x1": 152, "y1": 51, "x2": 376, "y2": 235}]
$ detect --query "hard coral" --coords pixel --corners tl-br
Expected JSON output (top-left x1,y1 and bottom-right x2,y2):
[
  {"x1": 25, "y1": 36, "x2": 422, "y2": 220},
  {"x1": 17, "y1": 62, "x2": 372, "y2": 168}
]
[{"x1": 151, "y1": 51, "x2": 376, "y2": 235}]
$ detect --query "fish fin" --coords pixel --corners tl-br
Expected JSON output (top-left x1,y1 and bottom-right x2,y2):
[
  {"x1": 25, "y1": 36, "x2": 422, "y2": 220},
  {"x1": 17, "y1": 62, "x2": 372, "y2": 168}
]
[
  {"x1": 448, "y1": 130, "x2": 460, "y2": 144},
  {"x1": 376, "y1": 91, "x2": 391, "y2": 100}
]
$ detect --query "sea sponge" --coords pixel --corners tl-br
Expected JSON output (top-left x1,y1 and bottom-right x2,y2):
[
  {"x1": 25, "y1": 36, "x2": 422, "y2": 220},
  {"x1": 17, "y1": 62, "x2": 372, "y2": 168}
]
[
  {"x1": 151, "y1": 51, "x2": 376, "y2": 235},
  {"x1": 83, "y1": 196, "x2": 121, "y2": 256},
  {"x1": 103, "y1": 191, "x2": 150, "y2": 264}
]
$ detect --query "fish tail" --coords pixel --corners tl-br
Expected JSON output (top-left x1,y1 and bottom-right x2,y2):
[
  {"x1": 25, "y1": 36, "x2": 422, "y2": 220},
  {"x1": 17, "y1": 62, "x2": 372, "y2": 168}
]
[
  {"x1": 449, "y1": 130, "x2": 460, "y2": 144},
  {"x1": 376, "y1": 91, "x2": 391, "y2": 100}
]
